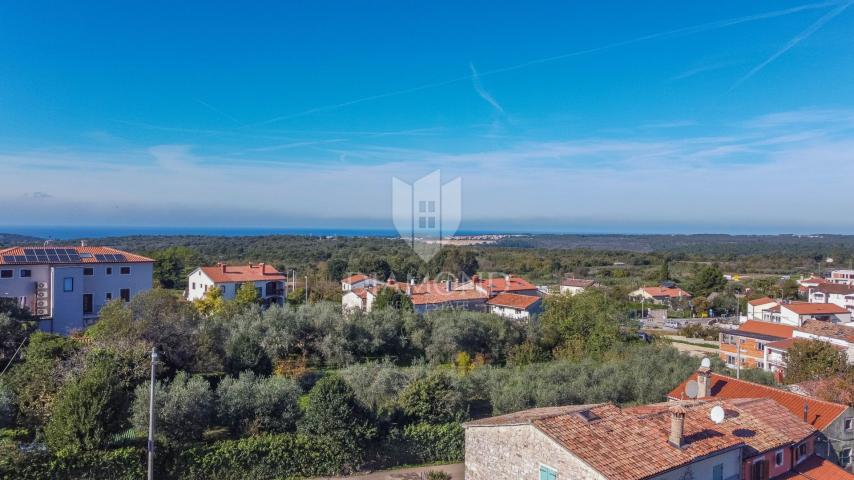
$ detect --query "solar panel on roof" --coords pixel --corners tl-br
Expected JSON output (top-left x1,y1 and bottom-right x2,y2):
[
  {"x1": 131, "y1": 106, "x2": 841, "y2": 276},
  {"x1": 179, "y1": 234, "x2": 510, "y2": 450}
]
[
  {"x1": 3, "y1": 255, "x2": 16, "y2": 263},
  {"x1": 24, "y1": 248, "x2": 36, "y2": 256},
  {"x1": 95, "y1": 254, "x2": 109, "y2": 261},
  {"x1": 25, "y1": 255, "x2": 38, "y2": 262},
  {"x1": 113, "y1": 254, "x2": 127, "y2": 262},
  {"x1": 15, "y1": 256, "x2": 26, "y2": 262}
]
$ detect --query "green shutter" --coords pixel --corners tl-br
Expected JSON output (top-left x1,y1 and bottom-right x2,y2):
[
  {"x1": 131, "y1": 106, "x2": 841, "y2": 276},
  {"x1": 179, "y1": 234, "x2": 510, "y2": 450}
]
[
  {"x1": 539, "y1": 465, "x2": 557, "y2": 480},
  {"x1": 713, "y1": 464, "x2": 723, "y2": 480}
]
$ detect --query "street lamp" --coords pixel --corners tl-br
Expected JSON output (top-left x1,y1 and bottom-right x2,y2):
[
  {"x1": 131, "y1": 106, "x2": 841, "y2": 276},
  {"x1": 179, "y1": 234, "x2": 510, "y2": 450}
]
[{"x1": 147, "y1": 348, "x2": 158, "y2": 480}]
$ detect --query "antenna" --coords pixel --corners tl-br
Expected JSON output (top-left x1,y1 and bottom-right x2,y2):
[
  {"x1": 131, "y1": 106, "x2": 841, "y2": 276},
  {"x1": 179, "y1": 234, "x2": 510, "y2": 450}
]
[
  {"x1": 710, "y1": 405, "x2": 725, "y2": 424},
  {"x1": 685, "y1": 380, "x2": 699, "y2": 399},
  {"x1": 701, "y1": 357, "x2": 711, "y2": 369}
]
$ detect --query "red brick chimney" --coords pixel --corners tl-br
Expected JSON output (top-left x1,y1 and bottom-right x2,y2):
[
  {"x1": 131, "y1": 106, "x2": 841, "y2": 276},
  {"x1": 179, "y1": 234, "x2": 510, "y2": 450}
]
[{"x1": 668, "y1": 405, "x2": 687, "y2": 448}]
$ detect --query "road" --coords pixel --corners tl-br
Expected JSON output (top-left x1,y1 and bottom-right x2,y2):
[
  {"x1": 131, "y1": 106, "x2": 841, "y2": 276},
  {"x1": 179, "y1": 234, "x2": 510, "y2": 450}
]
[{"x1": 313, "y1": 463, "x2": 464, "y2": 480}]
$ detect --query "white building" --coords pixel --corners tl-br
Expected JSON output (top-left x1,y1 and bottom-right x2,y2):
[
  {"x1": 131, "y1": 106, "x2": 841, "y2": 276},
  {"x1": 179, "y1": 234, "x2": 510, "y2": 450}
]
[
  {"x1": 559, "y1": 278, "x2": 595, "y2": 295},
  {"x1": 485, "y1": 292, "x2": 542, "y2": 321},
  {"x1": 341, "y1": 287, "x2": 377, "y2": 312},
  {"x1": 186, "y1": 263, "x2": 287, "y2": 306},
  {"x1": 809, "y1": 284, "x2": 854, "y2": 314},
  {"x1": 830, "y1": 270, "x2": 854, "y2": 285},
  {"x1": 341, "y1": 273, "x2": 381, "y2": 292},
  {"x1": 747, "y1": 296, "x2": 778, "y2": 320},
  {"x1": 779, "y1": 302, "x2": 852, "y2": 327},
  {"x1": 0, "y1": 245, "x2": 153, "y2": 334}
]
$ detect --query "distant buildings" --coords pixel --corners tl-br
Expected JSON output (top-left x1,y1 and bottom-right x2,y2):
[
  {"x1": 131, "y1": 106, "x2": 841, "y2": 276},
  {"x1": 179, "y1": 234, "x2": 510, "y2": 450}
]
[
  {"x1": 559, "y1": 278, "x2": 596, "y2": 295},
  {"x1": 0, "y1": 245, "x2": 153, "y2": 334},
  {"x1": 186, "y1": 263, "x2": 287, "y2": 306},
  {"x1": 670, "y1": 366, "x2": 854, "y2": 472},
  {"x1": 464, "y1": 392, "x2": 851, "y2": 479},
  {"x1": 629, "y1": 285, "x2": 692, "y2": 306},
  {"x1": 809, "y1": 283, "x2": 854, "y2": 314},
  {"x1": 830, "y1": 270, "x2": 854, "y2": 286}
]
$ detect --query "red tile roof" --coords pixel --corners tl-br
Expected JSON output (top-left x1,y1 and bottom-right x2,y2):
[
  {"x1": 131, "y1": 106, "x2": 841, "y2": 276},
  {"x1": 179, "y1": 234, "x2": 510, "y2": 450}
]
[
  {"x1": 341, "y1": 273, "x2": 369, "y2": 285},
  {"x1": 778, "y1": 455, "x2": 854, "y2": 479},
  {"x1": 748, "y1": 296, "x2": 777, "y2": 306},
  {"x1": 477, "y1": 275, "x2": 537, "y2": 293},
  {"x1": 782, "y1": 303, "x2": 850, "y2": 315},
  {"x1": 0, "y1": 246, "x2": 153, "y2": 264},
  {"x1": 797, "y1": 320, "x2": 854, "y2": 342},
  {"x1": 469, "y1": 399, "x2": 818, "y2": 480},
  {"x1": 199, "y1": 264, "x2": 286, "y2": 283},
  {"x1": 409, "y1": 282, "x2": 488, "y2": 306},
  {"x1": 486, "y1": 292, "x2": 541, "y2": 310},
  {"x1": 668, "y1": 373, "x2": 848, "y2": 430},
  {"x1": 737, "y1": 320, "x2": 795, "y2": 339},
  {"x1": 811, "y1": 283, "x2": 854, "y2": 295},
  {"x1": 639, "y1": 286, "x2": 692, "y2": 298},
  {"x1": 766, "y1": 338, "x2": 798, "y2": 350}
]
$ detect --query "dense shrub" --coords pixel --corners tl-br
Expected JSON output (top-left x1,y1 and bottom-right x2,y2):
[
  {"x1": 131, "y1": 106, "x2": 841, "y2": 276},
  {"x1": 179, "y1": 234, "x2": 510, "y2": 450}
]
[
  {"x1": 386, "y1": 422, "x2": 464, "y2": 464},
  {"x1": 131, "y1": 372, "x2": 214, "y2": 444},
  {"x1": 397, "y1": 371, "x2": 467, "y2": 423},
  {"x1": 0, "y1": 447, "x2": 144, "y2": 480},
  {"x1": 0, "y1": 382, "x2": 14, "y2": 428},
  {"x1": 216, "y1": 371, "x2": 301, "y2": 436},
  {"x1": 339, "y1": 359, "x2": 423, "y2": 416}
]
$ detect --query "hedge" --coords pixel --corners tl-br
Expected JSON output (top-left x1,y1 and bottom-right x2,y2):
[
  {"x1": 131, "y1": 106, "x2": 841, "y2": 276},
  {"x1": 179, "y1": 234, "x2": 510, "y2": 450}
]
[
  {"x1": 0, "y1": 445, "x2": 144, "y2": 480},
  {"x1": 382, "y1": 422, "x2": 464, "y2": 465}
]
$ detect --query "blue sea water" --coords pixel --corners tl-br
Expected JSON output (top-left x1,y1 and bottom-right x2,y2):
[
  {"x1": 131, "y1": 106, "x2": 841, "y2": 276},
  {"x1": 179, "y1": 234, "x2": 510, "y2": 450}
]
[{"x1": 0, "y1": 225, "x2": 509, "y2": 240}]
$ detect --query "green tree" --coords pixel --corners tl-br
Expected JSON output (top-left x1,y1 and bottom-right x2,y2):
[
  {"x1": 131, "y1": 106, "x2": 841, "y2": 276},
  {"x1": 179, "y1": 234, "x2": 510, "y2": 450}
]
[
  {"x1": 540, "y1": 290, "x2": 625, "y2": 360},
  {"x1": 299, "y1": 376, "x2": 375, "y2": 442},
  {"x1": 0, "y1": 298, "x2": 36, "y2": 364},
  {"x1": 131, "y1": 371, "x2": 213, "y2": 444},
  {"x1": 657, "y1": 259, "x2": 671, "y2": 282},
  {"x1": 43, "y1": 356, "x2": 131, "y2": 452},
  {"x1": 687, "y1": 264, "x2": 727, "y2": 297},
  {"x1": 235, "y1": 283, "x2": 261, "y2": 307},
  {"x1": 426, "y1": 248, "x2": 478, "y2": 277},
  {"x1": 151, "y1": 246, "x2": 204, "y2": 289},
  {"x1": 216, "y1": 371, "x2": 301, "y2": 436},
  {"x1": 397, "y1": 372, "x2": 466, "y2": 424},
  {"x1": 194, "y1": 285, "x2": 226, "y2": 316},
  {"x1": 373, "y1": 287, "x2": 414, "y2": 312},
  {"x1": 785, "y1": 339, "x2": 849, "y2": 384},
  {"x1": 326, "y1": 258, "x2": 349, "y2": 282},
  {"x1": 0, "y1": 381, "x2": 14, "y2": 428}
]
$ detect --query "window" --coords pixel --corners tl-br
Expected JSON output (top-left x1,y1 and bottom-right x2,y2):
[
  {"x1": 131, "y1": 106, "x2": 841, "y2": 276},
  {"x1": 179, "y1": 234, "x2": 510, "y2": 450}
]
[
  {"x1": 757, "y1": 342, "x2": 765, "y2": 351},
  {"x1": 83, "y1": 267, "x2": 94, "y2": 276},
  {"x1": 727, "y1": 355, "x2": 736, "y2": 365},
  {"x1": 83, "y1": 294, "x2": 93, "y2": 314},
  {"x1": 539, "y1": 465, "x2": 557, "y2": 480},
  {"x1": 841, "y1": 448, "x2": 851, "y2": 467},
  {"x1": 756, "y1": 362, "x2": 764, "y2": 369},
  {"x1": 120, "y1": 288, "x2": 130, "y2": 302},
  {"x1": 713, "y1": 463, "x2": 723, "y2": 480},
  {"x1": 120, "y1": 266, "x2": 131, "y2": 275},
  {"x1": 105, "y1": 292, "x2": 112, "y2": 301},
  {"x1": 63, "y1": 277, "x2": 74, "y2": 292},
  {"x1": 0, "y1": 270, "x2": 11, "y2": 279},
  {"x1": 191, "y1": 282, "x2": 196, "y2": 290},
  {"x1": 845, "y1": 417, "x2": 853, "y2": 431},
  {"x1": 20, "y1": 269, "x2": 31, "y2": 278},
  {"x1": 106, "y1": 267, "x2": 112, "y2": 275},
  {"x1": 775, "y1": 449, "x2": 784, "y2": 466},
  {"x1": 795, "y1": 442, "x2": 807, "y2": 463}
]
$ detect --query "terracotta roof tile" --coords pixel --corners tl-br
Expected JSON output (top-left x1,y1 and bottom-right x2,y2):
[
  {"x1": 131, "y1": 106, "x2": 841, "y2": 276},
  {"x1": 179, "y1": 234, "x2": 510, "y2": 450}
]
[
  {"x1": 485, "y1": 292, "x2": 541, "y2": 310},
  {"x1": 782, "y1": 303, "x2": 850, "y2": 315},
  {"x1": 199, "y1": 264, "x2": 286, "y2": 283},
  {"x1": 737, "y1": 320, "x2": 795, "y2": 339},
  {"x1": 639, "y1": 286, "x2": 692, "y2": 298},
  {"x1": 797, "y1": 320, "x2": 854, "y2": 342},
  {"x1": 668, "y1": 373, "x2": 847, "y2": 430},
  {"x1": 341, "y1": 273, "x2": 369, "y2": 285},
  {"x1": 0, "y1": 245, "x2": 153, "y2": 264},
  {"x1": 748, "y1": 296, "x2": 777, "y2": 306},
  {"x1": 778, "y1": 454, "x2": 854, "y2": 479}
]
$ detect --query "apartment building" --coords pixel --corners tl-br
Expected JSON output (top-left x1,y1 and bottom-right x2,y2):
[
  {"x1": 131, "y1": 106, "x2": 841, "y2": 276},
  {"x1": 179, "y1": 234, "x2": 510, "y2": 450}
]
[
  {"x1": 0, "y1": 245, "x2": 153, "y2": 334},
  {"x1": 719, "y1": 320, "x2": 795, "y2": 372},
  {"x1": 830, "y1": 270, "x2": 854, "y2": 286},
  {"x1": 809, "y1": 283, "x2": 854, "y2": 314}
]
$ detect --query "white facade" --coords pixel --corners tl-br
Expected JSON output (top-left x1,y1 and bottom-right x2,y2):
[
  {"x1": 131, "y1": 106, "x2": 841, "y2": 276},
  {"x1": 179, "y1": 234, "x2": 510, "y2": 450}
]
[
  {"x1": 341, "y1": 288, "x2": 376, "y2": 312},
  {"x1": 0, "y1": 260, "x2": 153, "y2": 335},
  {"x1": 779, "y1": 305, "x2": 852, "y2": 327},
  {"x1": 560, "y1": 285, "x2": 586, "y2": 295},
  {"x1": 830, "y1": 270, "x2": 854, "y2": 285},
  {"x1": 341, "y1": 275, "x2": 381, "y2": 292},
  {"x1": 747, "y1": 300, "x2": 778, "y2": 320},
  {"x1": 488, "y1": 304, "x2": 533, "y2": 320},
  {"x1": 186, "y1": 267, "x2": 285, "y2": 305},
  {"x1": 809, "y1": 289, "x2": 854, "y2": 314}
]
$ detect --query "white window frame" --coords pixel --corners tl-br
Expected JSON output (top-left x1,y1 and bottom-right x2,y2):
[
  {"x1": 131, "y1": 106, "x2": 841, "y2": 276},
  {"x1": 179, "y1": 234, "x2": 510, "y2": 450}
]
[
  {"x1": 844, "y1": 417, "x2": 853, "y2": 431},
  {"x1": 841, "y1": 448, "x2": 851, "y2": 467},
  {"x1": 774, "y1": 449, "x2": 784, "y2": 466},
  {"x1": 120, "y1": 266, "x2": 131, "y2": 275}
]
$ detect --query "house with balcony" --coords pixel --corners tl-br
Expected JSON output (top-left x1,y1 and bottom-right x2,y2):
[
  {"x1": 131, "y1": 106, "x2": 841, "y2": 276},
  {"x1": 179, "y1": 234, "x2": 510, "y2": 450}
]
[
  {"x1": 186, "y1": 263, "x2": 286, "y2": 307},
  {"x1": 670, "y1": 365, "x2": 854, "y2": 473},
  {"x1": 719, "y1": 320, "x2": 795, "y2": 372},
  {"x1": 0, "y1": 245, "x2": 153, "y2": 334},
  {"x1": 808, "y1": 283, "x2": 854, "y2": 314},
  {"x1": 748, "y1": 296, "x2": 779, "y2": 320},
  {"x1": 830, "y1": 270, "x2": 854, "y2": 286}
]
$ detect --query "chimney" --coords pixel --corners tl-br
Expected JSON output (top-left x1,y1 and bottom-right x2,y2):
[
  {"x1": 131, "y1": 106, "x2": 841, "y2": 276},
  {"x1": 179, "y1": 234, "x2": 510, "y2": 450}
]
[
  {"x1": 505, "y1": 273, "x2": 511, "y2": 283},
  {"x1": 407, "y1": 284, "x2": 412, "y2": 296},
  {"x1": 80, "y1": 240, "x2": 87, "y2": 247},
  {"x1": 410, "y1": 278, "x2": 416, "y2": 286},
  {"x1": 220, "y1": 263, "x2": 227, "y2": 274},
  {"x1": 668, "y1": 405, "x2": 687, "y2": 448},
  {"x1": 803, "y1": 402, "x2": 809, "y2": 422},
  {"x1": 472, "y1": 274, "x2": 479, "y2": 284},
  {"x1": 446, "y1": 280, "x2": 452, "y2": 292},
  {"x1": 697, "y1": 366, "x2": 712, "y2": 398},
  {"x1": 259, "y1": 262, "x2": 266, "y2": 274}
]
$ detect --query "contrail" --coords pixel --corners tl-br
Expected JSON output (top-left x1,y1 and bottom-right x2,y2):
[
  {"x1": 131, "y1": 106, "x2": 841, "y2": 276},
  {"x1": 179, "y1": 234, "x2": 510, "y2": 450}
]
[
  {"x1": 730, "y1": 1, "x2": 852, "y2": 91},
  {"x1": 243, "y1": 0, "x2": 847, "y2": 128},
  {"x1": 470, "y1": 63, "x2": 504, "y2": 114}
]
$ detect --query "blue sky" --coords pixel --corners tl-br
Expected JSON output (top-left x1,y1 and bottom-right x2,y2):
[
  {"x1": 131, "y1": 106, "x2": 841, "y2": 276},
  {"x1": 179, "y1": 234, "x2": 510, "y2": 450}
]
[{"x1": 1, "y1": 1, "x2": 854, "y2": 233}]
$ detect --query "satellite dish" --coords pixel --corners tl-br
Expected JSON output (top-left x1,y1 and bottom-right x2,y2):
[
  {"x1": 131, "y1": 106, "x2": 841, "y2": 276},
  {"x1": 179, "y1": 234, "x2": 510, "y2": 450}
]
[
  {"x1": 710, "y1": 405, "x2": 725, "y2": 424},
  {"x1": 701, "y1": 357, "x2": 711, "y2": 369},
  {"x1": 685, "y1": 380, "x2": 699, "y2": 399}
]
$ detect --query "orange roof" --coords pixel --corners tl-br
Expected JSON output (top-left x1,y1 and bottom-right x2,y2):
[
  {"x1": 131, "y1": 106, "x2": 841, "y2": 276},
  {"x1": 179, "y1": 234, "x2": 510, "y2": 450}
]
[
  {"x1": 766, "y1": 338, "x2": 798, "y2": 350},
  {"x1": 737, "y1": 320, "x2": 795, "y2": 339},
  {"x1": 798, "y1": 320, "x2": 854, "y2": 342},
  {"x1": 667, "y1": 373, "x2": 848, "y2": 430},
  {"x1": 341, "y1": 273, "x2": 369, "y2": 285},
  {"x1": 748, "y1": 296, "x2": 777, "y2": 306},
  {"x1": 468, "y1": 399, "x2": 817, "y2": 480},
  {"x1": 486, "y1": 292, "x2": 541, "y2": 310},
  {"x1": 779, "y1": 455, "x2": 854, "y2": 479},
  {"x1": 811, "y1": 283, "x2": 854, "y2": 295},
  {"x1": 639, "y1": 286, "x2": 692, "y2": 298},
  {"x1": 561, "y1": 278, "x2": 595, "y2": 288},
  {"x1": 0, "y1": 245, "x2": 153, "y2": 264},
  {"x1": 409, "y1": 282, "x2": 488, "y2": 306},
  {"x1": 199, "y1": 264, "x2": 286, "y2": 283},
  {"x1": 782, "y1": 303, "x2": 850, "y2": 315},
  {"x1": 477, "y1": 275, "x2": 537, "y2": 293}
]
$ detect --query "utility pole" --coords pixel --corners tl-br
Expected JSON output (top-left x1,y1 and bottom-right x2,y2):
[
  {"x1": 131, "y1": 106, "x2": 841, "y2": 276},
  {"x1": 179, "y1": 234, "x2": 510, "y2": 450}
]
[
  {"x1": 305, "y1": 276, "x2": 309, "y2": 304},
  {"x1": 736, "y1": 338, "x2": 742, "y2": 379},
  {"x1": 147, "y1": 348, "x2": 158, "y2": 480}
]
